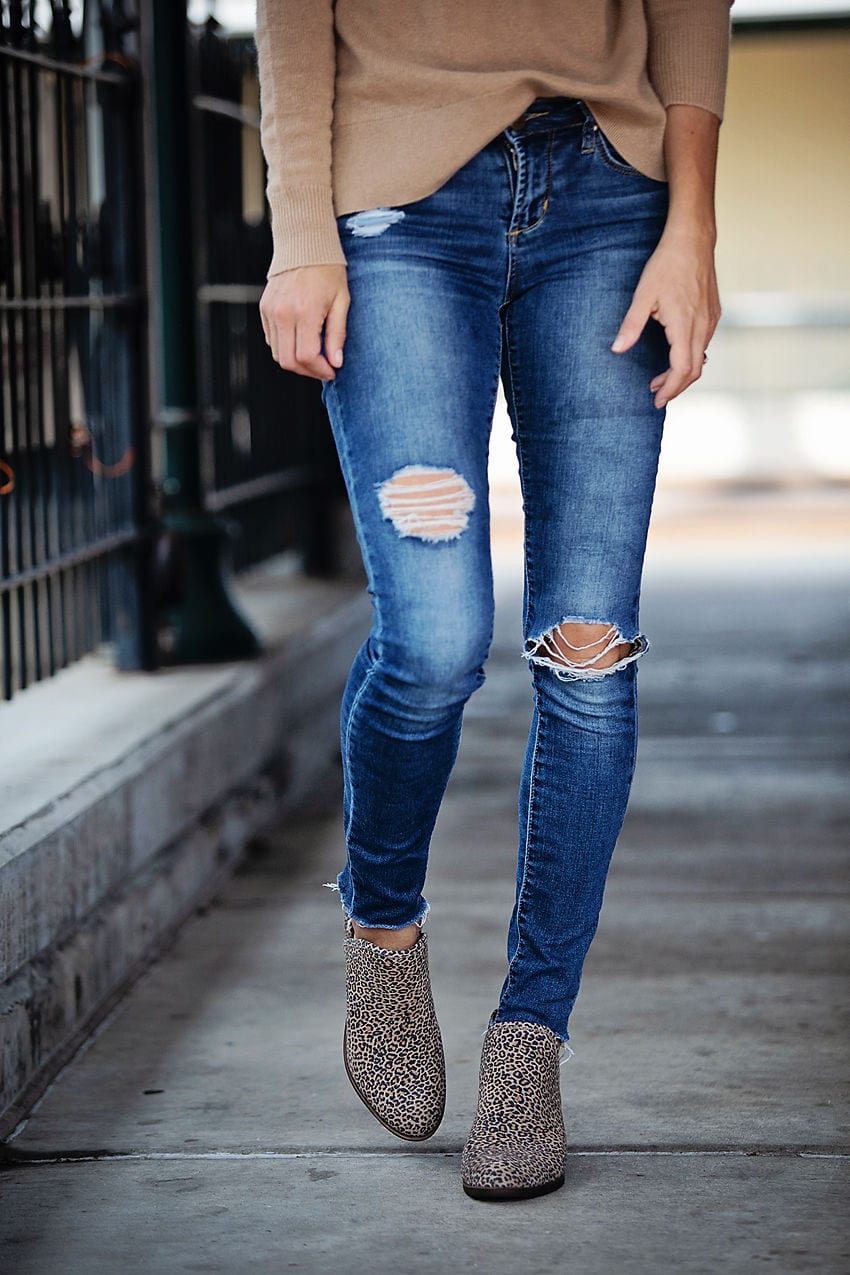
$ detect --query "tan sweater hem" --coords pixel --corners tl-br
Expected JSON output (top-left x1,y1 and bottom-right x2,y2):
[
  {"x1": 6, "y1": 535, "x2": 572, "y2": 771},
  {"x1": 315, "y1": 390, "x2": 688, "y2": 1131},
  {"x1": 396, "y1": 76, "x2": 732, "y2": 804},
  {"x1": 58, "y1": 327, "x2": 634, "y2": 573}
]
[{"x1": 266, "y1": 185, "x2": 347, "y2": 276}]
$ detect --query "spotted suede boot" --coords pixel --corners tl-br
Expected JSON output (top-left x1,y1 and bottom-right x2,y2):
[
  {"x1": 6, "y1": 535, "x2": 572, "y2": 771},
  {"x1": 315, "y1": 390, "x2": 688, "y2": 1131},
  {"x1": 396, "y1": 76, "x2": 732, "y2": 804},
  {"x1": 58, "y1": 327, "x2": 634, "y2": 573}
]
[
  {"x1": 342, "y1": 922, "x2": 446, "y2": 1141},
  {"x1": 461, "y1": 1018, "x2": 566, "y2": 1200}
]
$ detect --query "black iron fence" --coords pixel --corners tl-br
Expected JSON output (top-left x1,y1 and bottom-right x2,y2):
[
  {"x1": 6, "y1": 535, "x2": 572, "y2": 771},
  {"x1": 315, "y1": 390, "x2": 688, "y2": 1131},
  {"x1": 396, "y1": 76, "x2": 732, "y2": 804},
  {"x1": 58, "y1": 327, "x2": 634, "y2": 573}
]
[
  {"x1": 0, "y1": 0, "x2": 343, "y2": 699},
  {"x1": 0, "y1": 0, "x2": 153, "y2": 700},
  {"x1": 189, "y1": 21, "x2": 341, "y2": 575}
]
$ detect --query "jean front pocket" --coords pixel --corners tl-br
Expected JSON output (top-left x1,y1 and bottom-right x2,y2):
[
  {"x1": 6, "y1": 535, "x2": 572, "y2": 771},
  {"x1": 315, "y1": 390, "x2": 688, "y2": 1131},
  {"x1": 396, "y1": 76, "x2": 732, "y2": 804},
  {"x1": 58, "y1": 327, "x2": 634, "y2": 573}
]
[
  {"x1": 578, "y1": 103, "x2": 659, "y2": 180},
  {"x1": 593, "y1": 125, "x2": 644, "y2": 177}
]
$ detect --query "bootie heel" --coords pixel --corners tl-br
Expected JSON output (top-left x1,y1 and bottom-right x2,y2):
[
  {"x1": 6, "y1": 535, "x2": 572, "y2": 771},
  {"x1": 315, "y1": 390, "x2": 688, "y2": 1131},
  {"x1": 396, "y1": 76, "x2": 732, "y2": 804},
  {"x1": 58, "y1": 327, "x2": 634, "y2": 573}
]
[
  {"x1": 462, "y1": 1018, "x2": 566, "y2": 1200},
  {"x1": 343, "y1": 924, "x2": 446, "y2": 1141}
]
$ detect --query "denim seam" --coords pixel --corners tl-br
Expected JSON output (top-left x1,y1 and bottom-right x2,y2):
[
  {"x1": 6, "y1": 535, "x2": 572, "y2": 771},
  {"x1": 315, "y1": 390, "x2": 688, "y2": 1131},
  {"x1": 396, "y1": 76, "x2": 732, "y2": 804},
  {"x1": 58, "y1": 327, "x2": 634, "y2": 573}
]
[
  {"x1": 325, "y1": 380, "x2": 384, "y2": 924},
  {"x1": 508, "y1": 128, "x2": 554, "y2": 238},
  {"x1": 478, "y1": 328, "x2": 505, "y2": 659},
  {"x1": 503, "y1": 130, "x2": 529, "y2": 271},
  {"x1": 324, "y1": 380, "x2": 382, "y2": 650},
  {"x1": 499, "y1": 314, "x2": 534, "y2": 626},
  {"x1": 627, "y1": 668, "x2": 640, "y2": 783},
  {"x1": 487, "y1": 305, "x2": 539, "y2": 1008},
  {"x1": 499, "y1": 703, "x2": 546, "y2": 1008},
  {"x1": 342, "y1": 662, "x2": 378, "y2": 850},
  {"x1": 593, "y1": 124, "x2": 661, "y2": 180},
  {"x1": 594, "y1": 136, "x2": 643, "y2": 179}
]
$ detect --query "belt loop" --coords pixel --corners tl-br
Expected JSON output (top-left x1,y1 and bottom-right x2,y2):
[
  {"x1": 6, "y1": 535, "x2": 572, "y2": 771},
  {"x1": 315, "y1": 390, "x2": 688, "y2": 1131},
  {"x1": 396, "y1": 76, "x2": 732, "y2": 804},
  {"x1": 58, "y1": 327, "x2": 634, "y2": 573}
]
[{"x1": 578, "y1": 100, "x2": 597, "y2": 154}]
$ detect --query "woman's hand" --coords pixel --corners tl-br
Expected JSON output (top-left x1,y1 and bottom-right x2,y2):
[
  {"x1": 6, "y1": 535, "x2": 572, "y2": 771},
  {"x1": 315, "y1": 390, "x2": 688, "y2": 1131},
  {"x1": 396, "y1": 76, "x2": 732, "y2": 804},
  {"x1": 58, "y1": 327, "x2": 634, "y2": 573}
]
[
  {"x1": 611, "y1": 228, "x2": 721, "y2": 409},
  {"x1": 260, "y1": 263, "x2": 350, "y2": 381},
  {"x1": 611, "y1": 103, "x2": 722, "y2": 409}
]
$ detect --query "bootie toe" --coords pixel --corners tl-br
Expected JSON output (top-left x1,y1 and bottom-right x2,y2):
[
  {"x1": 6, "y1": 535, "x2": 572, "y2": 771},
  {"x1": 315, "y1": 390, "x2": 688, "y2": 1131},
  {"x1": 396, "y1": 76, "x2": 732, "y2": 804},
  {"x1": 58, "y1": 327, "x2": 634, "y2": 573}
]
[{"x1": 462, "y1": 1018, "x2": 566, "y2": 1200}]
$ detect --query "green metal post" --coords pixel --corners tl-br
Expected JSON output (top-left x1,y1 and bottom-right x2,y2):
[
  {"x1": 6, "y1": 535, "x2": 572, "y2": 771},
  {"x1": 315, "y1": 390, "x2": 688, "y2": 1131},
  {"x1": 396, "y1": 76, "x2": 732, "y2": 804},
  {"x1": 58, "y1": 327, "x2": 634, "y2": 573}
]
[{"x1": 143, "y1": 0, "x2": 260, "y2": 661}]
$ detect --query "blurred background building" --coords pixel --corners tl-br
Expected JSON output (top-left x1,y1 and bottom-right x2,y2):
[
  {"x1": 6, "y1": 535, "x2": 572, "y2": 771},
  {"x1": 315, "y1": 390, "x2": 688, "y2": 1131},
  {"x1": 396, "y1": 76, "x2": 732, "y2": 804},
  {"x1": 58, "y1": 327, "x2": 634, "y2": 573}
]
[{"x1": 664, "y1": 0, "x2": 850, "y2": 486}]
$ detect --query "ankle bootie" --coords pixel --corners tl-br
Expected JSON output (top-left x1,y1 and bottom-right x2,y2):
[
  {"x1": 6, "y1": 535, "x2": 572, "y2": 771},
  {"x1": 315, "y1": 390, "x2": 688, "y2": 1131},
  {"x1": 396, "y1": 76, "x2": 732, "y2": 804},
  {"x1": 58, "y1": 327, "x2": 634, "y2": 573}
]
[
  {"x1": 461, "y1": 1018, "x2": 566, "y2": 1201},
  {"x1": 342, "y1": 923, "x2": 446, "y2": 1141}
]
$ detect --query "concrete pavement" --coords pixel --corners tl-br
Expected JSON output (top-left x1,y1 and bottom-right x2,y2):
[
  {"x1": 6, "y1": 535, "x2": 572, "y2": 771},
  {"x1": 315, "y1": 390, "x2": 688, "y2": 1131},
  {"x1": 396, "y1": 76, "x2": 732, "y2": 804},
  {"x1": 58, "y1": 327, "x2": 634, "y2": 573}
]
[{"x1": 2, "y1": 491, "x2": 848, "y2": 1273}]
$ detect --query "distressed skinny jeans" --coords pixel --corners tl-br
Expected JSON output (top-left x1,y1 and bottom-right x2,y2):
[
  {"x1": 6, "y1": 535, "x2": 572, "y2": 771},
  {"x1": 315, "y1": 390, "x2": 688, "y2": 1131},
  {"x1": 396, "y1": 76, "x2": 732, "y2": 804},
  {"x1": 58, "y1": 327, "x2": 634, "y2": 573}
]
[{"x1": 320, "y1": 97, "x2": 670, "y2": 1043}]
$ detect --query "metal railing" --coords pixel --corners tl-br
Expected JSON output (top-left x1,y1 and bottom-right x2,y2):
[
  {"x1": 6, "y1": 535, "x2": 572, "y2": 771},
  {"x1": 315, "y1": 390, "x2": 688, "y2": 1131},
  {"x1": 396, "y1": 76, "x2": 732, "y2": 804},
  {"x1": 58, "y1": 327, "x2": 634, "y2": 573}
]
[
  {"x1": 0, "y1": 0, "x2": 154, "y2": 699},
  {"x1": 0, "y1": 1, "x2": 345, "y2": 699},
  {"x1": 188, "y1": 18, "x2": 342, "y2": 576}
]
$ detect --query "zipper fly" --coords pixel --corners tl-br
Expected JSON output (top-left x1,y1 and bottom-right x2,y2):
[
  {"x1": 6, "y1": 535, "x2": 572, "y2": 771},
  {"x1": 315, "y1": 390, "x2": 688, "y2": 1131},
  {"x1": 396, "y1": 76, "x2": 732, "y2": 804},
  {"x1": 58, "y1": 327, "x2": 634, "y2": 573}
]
[{"x1": 505, "y1": 130, "x2": 553, "y2": 238}]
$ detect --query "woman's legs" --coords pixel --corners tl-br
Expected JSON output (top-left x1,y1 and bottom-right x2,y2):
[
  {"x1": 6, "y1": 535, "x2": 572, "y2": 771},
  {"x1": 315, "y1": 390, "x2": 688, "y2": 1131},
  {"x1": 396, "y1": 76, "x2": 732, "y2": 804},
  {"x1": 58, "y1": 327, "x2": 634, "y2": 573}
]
[
  {"x1": 461, "y1": 97, "x2": 670, "y2": 1200},
  {"x1": 320, "y1": 144, "x2": 510, "y2": 931},
  {"x1": 321, "y1": 157, "x2": 512, "y2": 1141},
  {"x1": 490, "y1": 100, "x2": 670, "y2": 1042},
  {"x1": 323, "y1": 93, "x2": 670, "y2": 1049}
]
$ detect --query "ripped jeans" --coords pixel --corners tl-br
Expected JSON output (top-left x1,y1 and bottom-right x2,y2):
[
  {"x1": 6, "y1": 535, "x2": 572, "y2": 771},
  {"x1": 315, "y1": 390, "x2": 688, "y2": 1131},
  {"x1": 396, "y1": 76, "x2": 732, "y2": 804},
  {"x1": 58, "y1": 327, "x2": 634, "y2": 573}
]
[{"x1": 321, "y1": 97, "x2": 670, "y2": 1042}]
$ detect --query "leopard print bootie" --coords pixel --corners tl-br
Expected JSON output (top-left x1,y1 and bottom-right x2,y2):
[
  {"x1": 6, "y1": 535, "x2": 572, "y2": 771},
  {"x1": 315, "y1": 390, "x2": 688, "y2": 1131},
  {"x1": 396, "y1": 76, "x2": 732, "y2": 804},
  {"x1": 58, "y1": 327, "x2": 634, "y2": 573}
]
[
  {"x1": 461, "y1": 1018, "x2": 566, "y2": 1200},
  {"x1": 342, "y1": 923, "x2": 446, "y2": 1141}
]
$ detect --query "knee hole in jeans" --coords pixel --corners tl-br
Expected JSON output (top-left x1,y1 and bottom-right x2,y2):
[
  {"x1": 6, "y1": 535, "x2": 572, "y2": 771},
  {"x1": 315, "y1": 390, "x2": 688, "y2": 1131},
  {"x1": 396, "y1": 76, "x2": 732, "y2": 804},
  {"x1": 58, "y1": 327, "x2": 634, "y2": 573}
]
[
  {"x1": 376, "y1": 464, "x2": 476, "y2": 542},
  {"x1": 524, "y1": 620, "x2": 647, "y2": 681}
]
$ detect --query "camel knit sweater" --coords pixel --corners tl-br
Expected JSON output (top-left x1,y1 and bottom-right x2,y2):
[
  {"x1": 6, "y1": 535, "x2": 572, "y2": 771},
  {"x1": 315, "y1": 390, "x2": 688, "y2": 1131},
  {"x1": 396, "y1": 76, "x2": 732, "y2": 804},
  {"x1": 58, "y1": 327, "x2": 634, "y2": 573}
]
[{"x1": 255, "y1": 2, "x2": 733, "y2": 278}]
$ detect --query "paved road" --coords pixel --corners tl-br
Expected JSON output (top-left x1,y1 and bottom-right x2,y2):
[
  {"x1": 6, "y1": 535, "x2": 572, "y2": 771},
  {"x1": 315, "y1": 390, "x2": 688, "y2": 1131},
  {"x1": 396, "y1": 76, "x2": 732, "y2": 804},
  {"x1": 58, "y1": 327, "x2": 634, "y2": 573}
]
[{"x1": 3, "y1": 497, "x2": 848, "y2": 1273}]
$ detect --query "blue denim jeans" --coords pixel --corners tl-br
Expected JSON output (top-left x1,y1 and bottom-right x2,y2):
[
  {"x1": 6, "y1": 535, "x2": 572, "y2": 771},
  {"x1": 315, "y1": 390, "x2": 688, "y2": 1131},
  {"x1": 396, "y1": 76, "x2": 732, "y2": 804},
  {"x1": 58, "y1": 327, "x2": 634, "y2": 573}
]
[{"x1": 321, "y1": 97, "x2": 670, "y2": 1042}]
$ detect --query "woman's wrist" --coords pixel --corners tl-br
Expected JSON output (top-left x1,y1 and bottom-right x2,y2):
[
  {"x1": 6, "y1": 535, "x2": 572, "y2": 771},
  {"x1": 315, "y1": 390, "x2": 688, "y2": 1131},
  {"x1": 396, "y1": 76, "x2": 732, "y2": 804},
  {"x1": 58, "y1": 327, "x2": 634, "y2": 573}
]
[
  {"x1": 662, "y1": 104, "x2": 720, "y2": 248},
  {"x1": 661, "y1": 215, "x2": 717, "y2": 250}
]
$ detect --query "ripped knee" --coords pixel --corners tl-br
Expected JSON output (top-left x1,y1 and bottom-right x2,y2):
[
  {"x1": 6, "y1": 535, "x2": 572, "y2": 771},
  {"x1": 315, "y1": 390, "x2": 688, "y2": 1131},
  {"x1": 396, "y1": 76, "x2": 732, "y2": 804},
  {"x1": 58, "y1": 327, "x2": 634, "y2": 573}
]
[
  {"x1": 524, "y1": 619, "x2": 647, "y2": 680},
  {"x1": 376, "y1": 464, "x2": 476, "y2": 543}
]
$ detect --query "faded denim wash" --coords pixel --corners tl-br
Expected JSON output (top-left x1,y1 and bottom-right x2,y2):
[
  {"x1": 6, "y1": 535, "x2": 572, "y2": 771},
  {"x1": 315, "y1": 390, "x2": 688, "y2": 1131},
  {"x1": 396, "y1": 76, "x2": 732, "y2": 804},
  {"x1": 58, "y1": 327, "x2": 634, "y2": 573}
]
[{"x1": 320, "y1": 97, "x2": 670, "y2": 1042}]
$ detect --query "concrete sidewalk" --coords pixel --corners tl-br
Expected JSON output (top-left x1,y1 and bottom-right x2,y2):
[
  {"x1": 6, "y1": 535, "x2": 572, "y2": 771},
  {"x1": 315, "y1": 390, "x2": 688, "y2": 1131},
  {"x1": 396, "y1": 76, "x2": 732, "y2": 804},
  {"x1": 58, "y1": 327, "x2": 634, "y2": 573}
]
[{"x1": 2, "y1": 496, "x2": 849, "y2": 1273}]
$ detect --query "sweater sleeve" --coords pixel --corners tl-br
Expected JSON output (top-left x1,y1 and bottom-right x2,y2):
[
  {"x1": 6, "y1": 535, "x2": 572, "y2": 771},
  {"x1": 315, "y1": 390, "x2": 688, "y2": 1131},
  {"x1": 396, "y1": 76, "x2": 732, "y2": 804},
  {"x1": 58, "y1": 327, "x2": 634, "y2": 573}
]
[
  {"x1": 254, "y1": 0, "x2": 347, "y2": 276},
  {"x1": 645, "y1": 0, "x2": 733, "y2": 122}
]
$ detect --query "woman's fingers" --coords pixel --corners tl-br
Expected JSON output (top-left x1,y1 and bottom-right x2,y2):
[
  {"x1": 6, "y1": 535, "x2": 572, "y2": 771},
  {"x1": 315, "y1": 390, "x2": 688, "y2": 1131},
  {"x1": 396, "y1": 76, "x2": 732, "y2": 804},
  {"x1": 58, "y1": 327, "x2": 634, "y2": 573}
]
[
  {"x1": 294, "y1": 317, "x2": 336, "y2": 380},
  {"x1": 613, "y1": 297, "x2": 700, "y2": 409},
  {"x1": 274, "y1": 313, "x2": 295, "y2": 373},
  {"x1": 654, "y1": 322, "x2": 697, "y2": 407},
  {"x1": 259, "y1": 265, "x2": 349, "y2": 381},
  {"x1": 611, "y1": 296, "x2": 651, "y2": 354},
  {"x1": 293, "y1": 282, "x2": 350, "y2": 378},
  {"x1": 614, "y1": 234, "x2": 720, "y2": 408}
]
